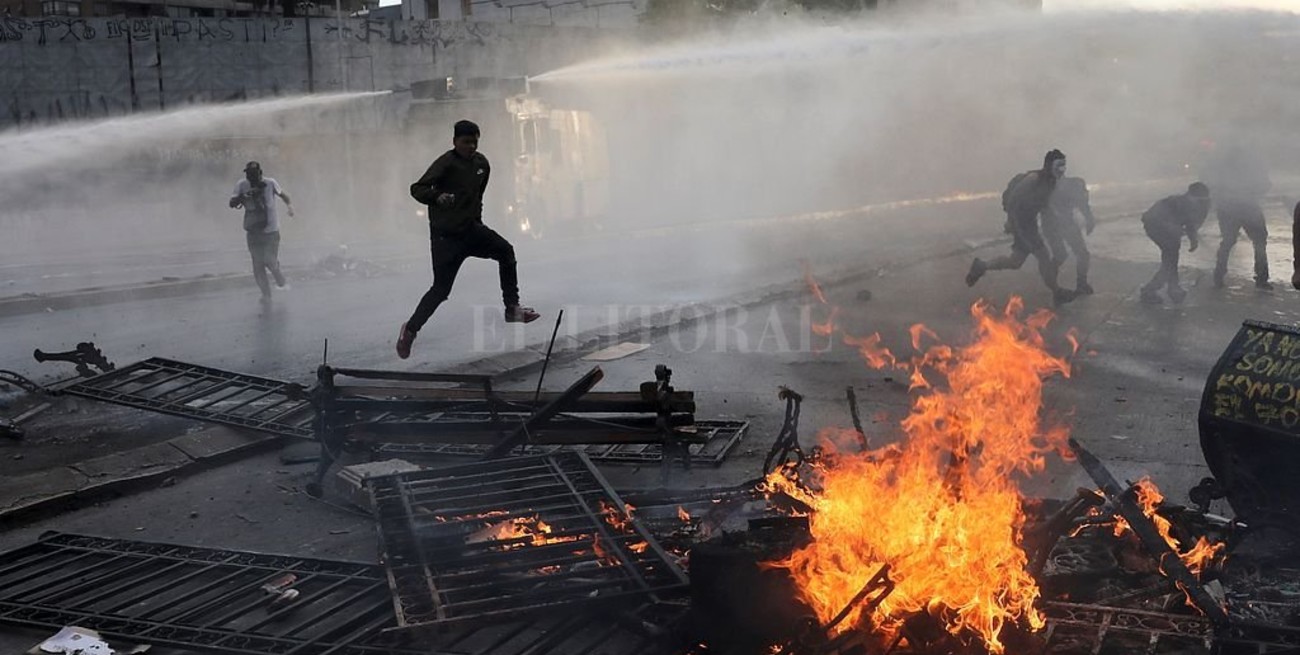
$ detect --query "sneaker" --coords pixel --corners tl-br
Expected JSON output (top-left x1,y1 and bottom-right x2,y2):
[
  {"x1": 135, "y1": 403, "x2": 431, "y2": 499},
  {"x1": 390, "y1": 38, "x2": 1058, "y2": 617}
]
[
  {"x1": 1076, "y1": 281, "x2": 1095, "y2": 295},
  {"x1": 1168, "y1": 287, "x2": 1187, "y2": 304},
  {"x1": 1140, "y1": 289, "x2": 1163, "y2": 305},
  {"x1": 259, "y1": 294, "x2": 272, "y2": 305},
  {"x1": 276, "y1": 282, "x2": 292, "y2": 291},
  {"x1": 1213, "y1": 274, "x2": 1226, "y2": 289},
  {"x1": 396, "y1": 322, "x2": 416, "y2": 359},
  {"x1": 1256, "y1": 279, "x2": 1274, "y2": 291},
  {"x1": 965, "y1": 259, "x2": 987, "y2": 287},
  {"x1": 1052, "y1": 288, "x2": 1078, "y2": 307},
  {"x1": 504, "y1": 306, "x2": 541, "y2": 324}
]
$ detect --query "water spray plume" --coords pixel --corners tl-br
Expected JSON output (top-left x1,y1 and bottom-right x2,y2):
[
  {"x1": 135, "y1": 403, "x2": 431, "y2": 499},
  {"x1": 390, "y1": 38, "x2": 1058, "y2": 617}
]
[{"x1": 0, "y1": 92, "x2": 388, "y2": 181}]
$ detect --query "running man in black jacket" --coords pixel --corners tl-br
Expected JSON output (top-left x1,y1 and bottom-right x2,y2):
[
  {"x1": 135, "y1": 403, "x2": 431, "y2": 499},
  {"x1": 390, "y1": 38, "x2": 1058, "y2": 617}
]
[{"x1": 397, "y1": 120, "x2": 539, "y2": 359}]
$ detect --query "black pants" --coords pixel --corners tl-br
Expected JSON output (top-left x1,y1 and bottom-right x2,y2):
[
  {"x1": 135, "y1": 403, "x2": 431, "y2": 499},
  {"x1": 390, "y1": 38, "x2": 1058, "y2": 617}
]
[
  {"x1": 1142, "y1": 222, "x2": 1183, "y2": 294},
  {"x1": 246, "y1": 230, "x2": 285, "y2": 297},
  {"x1": 1042, "y1": 214, "x2": 1090, "y2": 285},
  {"x1": 407, "y1": 223, "x2": 519, "y2": 333},
  {"x1": 987, "y1": 210, "x2": 1060, "y2": 291},
  {"x1": 1214, "y1": 198, "x2": 1269, "y2": 284}
]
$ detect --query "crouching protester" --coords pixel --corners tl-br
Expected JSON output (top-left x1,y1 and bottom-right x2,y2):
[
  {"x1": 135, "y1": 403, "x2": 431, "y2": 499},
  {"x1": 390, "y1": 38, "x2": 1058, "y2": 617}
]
[{"x1": 1139, "y1": 182, "x2": 1211, "y2": 305}]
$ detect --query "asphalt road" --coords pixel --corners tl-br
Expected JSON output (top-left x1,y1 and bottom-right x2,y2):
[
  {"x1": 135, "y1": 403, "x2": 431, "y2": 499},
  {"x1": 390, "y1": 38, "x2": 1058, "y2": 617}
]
[{"x1": 2, "y1": 185, "x2": 1300, "y2": 653}]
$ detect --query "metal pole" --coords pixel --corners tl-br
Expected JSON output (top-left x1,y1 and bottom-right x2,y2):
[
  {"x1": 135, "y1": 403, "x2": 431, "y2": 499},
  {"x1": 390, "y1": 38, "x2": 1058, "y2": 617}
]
[{"x1": 533, "y1": 309, "x2": 564, "y2": 404}]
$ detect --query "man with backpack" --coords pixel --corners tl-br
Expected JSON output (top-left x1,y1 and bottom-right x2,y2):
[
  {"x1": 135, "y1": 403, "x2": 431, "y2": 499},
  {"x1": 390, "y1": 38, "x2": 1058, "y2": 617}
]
[
  {"x1": 229, "y1": 161, "x2": 294, "y2": 304},
  {"x1": 968, "y1": 150, "x2": 1077, "y2": 306}
]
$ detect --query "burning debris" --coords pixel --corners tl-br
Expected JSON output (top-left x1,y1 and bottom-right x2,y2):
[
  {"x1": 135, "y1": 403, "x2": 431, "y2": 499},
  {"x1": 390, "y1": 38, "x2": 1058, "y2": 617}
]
[
  {"x1": 5, "y1": 306, "x2": 1300, "y2": 655},
  {"x1": 753, "y1": 296, "x2": 1074, "y2": 652}
]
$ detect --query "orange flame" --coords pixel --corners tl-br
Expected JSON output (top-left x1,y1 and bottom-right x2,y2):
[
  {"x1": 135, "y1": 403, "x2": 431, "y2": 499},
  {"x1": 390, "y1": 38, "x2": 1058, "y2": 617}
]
[
  {"x1": 677, "y1": 506, "x2": 692, "y2": 522},
  {"x1": 468, "y1": 514, "x2": 578, "y2": 550},
  {"x1": 1114, "y1": 478, "x2": 1227, "y2": 578},
  {"x1": 765, "y1": 298, "x2": 1072, "y2": 652}
]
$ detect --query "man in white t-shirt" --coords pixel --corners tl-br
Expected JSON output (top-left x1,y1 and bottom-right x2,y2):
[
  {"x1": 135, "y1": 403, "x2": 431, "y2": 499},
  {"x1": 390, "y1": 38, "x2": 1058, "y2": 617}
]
[{"x1": 229, "y1": 161, "x2": 294, "y2": 302}]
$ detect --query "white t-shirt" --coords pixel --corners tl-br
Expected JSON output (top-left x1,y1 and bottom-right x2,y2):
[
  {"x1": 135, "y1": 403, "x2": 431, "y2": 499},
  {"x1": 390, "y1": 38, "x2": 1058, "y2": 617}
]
[{"x1": 232, "y1": 177, "x2": 283, "y2": 234}]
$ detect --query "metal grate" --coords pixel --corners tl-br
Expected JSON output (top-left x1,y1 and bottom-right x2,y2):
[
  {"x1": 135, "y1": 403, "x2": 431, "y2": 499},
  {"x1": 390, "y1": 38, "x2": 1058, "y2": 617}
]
[
  {"x1": 0, "y1": 532, "x2": 413, "y2": 655},
  {"x1": 373, "y1": 419, "x2": 748, "y2": 466},
  {"x1": 0, "y1": 532, "x2": 688, "y2": 655},
  {"x1": 369, "y1": 452, "x2": 689, "y2": 633},
  {"x1": 53, "y1": 358, "x2": 313, "y2": 439}
]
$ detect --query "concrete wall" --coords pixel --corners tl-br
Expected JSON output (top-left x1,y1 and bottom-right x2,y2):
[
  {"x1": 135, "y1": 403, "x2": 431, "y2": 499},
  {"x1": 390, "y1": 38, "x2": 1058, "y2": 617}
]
[{"x1": 0, "y1": 15, "x2": 636, "y2": 128}]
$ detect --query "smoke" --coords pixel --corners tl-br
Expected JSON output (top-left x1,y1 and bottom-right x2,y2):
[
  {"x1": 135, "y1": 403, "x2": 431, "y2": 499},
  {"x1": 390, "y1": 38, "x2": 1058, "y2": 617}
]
[
  {"x1": 1046, "y1": 1, "x2": 1300, "y2": 12},
  {"x1": 529, "y1": 9, "x2": 1300, "y2": 231},
  {"x1": 0, "y1": 91, "x2": 421, "y2": 262},
  {"x1": 4, "y1": 6, "x2": 1299, "y2": 324}
]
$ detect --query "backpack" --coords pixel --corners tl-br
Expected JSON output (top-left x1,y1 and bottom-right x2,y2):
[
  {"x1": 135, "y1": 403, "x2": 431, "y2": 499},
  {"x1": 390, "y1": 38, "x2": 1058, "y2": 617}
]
[{"x1": 1001, "y1": 171, "x2": 1031, "y2": 213}]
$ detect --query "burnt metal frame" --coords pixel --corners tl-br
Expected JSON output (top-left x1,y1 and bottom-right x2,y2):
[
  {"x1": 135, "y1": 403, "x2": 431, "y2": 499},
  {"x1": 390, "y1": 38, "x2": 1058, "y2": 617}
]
[
  {"x1": 49, "y1": 357, "x2": 313, "y2": 439},
  {"x1": 373, "y1": 418, "x2": 749, "y2": 467},
  {"x1": 311, "y1": 364, "x2": 704, "y2": 492},
  {"x1": 1040, "y1": 601, "x2": 1300, "y2": 654},
  {"x1": 1069, "y1": 437, "x2": 1230, "y2": 624},
  {"x1": 369, "y1": 451, "x2": 689, "y2": 634}
]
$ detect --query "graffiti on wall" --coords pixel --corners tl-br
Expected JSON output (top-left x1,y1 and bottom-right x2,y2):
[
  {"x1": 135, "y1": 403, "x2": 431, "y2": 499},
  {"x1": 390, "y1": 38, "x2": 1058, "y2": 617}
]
[
  {"x1": 0, "y1": 17, "x2": 604, "y2": 126},
  {"x1": 0, "y1": 16, "x2": 507, "y2": 46},
  {"x1": 322, "y1": 18, "x2": 495, "y2": 47}
]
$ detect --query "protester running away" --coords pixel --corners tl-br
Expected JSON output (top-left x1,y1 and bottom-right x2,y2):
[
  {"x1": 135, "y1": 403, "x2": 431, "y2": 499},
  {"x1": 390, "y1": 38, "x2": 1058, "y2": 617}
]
[
  {"x1": 397, "y1": 119, "x2": 540, "y2": 359},
  {"x1": 968, "y1": 149, "x2": 1078, "y2": 306},
  {"x1": 229, "y1": 161, "x2": 294, "y2": 304},
  {"x1": 1138, "y1": 182, "x2": 1211, "y2": 305}
]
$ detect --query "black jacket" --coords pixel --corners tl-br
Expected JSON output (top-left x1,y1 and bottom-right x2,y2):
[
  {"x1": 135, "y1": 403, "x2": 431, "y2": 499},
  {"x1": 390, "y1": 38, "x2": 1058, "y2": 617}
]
[
  {"x1": 1142, "y1": 194, "x2": 1208, "y2": 243},
  {"x1": 410, "y1": 150, "x2": 491, "y2": 236}
]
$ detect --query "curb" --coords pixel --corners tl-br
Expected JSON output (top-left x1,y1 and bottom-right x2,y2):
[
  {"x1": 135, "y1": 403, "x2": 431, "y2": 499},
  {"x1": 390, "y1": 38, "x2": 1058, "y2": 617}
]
[
  {"x1": 0, "y1": 426, "x2": 282, "y2": 527},
  {"x1": 0, "y1": 273, "x2": 255, "y2": 319}
]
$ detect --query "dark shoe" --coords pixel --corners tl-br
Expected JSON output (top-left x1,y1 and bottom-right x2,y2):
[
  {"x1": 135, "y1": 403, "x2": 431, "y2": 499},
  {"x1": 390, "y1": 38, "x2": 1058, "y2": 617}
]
[
  {"x1": 1140, "y1": 289, "x2": 1163, "y2": 305},
  {"x1": 1168, "y1": 287, "x2": 1187, "y2": 304},
  {"x1": 1052, "y1": 288, "x2": 1078, "y2": 306},
  {"x1": 1257, "y1": 279, "x2": 1274, "y2": 291},
  {"x1": 966, "y1": 259, "x2": 987, "y2": 287},
  {"x1": 1213, "y1": 274, "x2": 1226, "y2": 289},
  {"x1": 505, "y1": 306, "x2": 540, "y2": 324},
  {"x1": 396, "y1": 322, "x2": 416, "y2": 359},
  {"x1": 1076, "y1": 281, "x2": 1095, "y2": 295}
]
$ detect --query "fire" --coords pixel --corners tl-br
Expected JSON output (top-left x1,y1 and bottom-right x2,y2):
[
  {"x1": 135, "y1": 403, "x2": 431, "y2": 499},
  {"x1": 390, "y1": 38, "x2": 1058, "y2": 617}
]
[
  {"x1": 1115, "y1": 478, "x2": 1227, "y2": 578},
  {"x1": 467, "y1": 514, "x2": 578, "y2": 550},
  {"x1": 677, "y1": 506, "x2": 692, "y2": 522},
  {"x1": 765, "y1": 295, "x2": 1073, "y2": 652}
]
